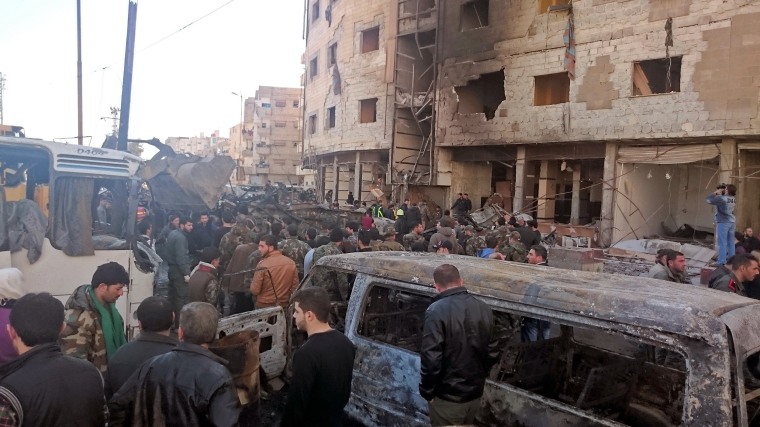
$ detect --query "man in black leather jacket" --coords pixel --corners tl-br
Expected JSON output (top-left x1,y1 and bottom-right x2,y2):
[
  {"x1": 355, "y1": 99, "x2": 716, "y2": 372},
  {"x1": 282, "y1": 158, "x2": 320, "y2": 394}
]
[
  {"x1": 419, "y1": 264, "x2": 500, "y2": 426},
  {"x1": 109, "y1": 302, "x2": 241, "y2": 426},
  {"x1": 0, "y1": 293, "x2": 105, "y2": 426}
]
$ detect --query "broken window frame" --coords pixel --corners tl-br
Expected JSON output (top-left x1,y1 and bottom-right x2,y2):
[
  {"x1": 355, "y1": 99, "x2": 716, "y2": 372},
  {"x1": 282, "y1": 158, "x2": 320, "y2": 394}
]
[
  {"x1": 355, "y1": 283, "x2": 433, "y2": 354},
  {"x1": 274, "y1": 121, "x2": 287, "y2": 128},
  {"x1": 534, "y1": 72, "x2": 571, "y2": 106},
  {"x1": 360, "y1": 26, "x2": 380, "y2": 54},
  {"x1": 308, "y1": 114, "x2": 318, "y2": 135},
  {"x1": 275, "y1": 100, "x2": 287, "y2": 108},
  {"x1": 311, "y1": 0, "x2": 320, "y2": 23},
  {"x1": 359, "y1": 98, "x2": 378, "y2": 124},
  {"x1": 293, "y1": 100, "x2": 299, "y2": 108},
  {"x1": 632, "y1": 56, "x2": 682, "y2": 97},
  {"x1": 328, "y1": 42, "x2": 338, "y2": 67},
  {"x1": 327, "y1": 106, "x2": 337, "y2": 129},
  {"x1": 309, "y1": 56, "x2": 319, "y2": 80},
  {"x1": 454, "y1": 69, "x2": 506, "y2": 120},
  {"x1": 460, "y1": 0, "x2": 490, "y2": 32}
]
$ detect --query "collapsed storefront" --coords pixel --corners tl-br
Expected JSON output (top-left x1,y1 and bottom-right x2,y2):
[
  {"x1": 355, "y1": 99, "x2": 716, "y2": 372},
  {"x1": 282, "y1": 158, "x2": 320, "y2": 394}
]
[{"x1": 613, "y1": 141, "x2": 760, "y2": 245}]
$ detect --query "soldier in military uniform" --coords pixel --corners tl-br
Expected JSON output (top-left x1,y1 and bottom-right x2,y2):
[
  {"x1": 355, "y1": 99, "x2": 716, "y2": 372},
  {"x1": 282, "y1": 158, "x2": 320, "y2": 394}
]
[
  {"x1": 419, "y1": 202, "x2": 432, "y2": 230},
  {"x1": 310, "y1": 229, "x2": 350, "y2": 301},
  {"x1": 499, "y1": 231, "x2": 528, "y2": 263},
  {"x1": 465, "y1": 229, "x2": 487, "y2": 257},
  {"x1": 377, "y1": 225, "x2": 406, "y2": 251},
  {"x1": 403, "y1": 222, "x2": 426, "y2": 251},
  {"x1": 279, "y1": 224, "x2": 311, "y2": 280},
  {"x1": 61, "y1": 262, "x2": 129, "y2": 374},
  {"x1": 218, "y1": 216, "x2": 254, "y2": 274}
]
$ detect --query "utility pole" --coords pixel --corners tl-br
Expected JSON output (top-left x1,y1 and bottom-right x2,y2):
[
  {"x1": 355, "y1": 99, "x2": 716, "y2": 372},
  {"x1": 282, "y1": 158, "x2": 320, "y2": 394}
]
[
  {"x1": 117, "y1": 1, "x2": 138, "y2": 152},
  {"x1": 101, "y1": 107, "x2": 120, "y2": 136},
  {"x1": 0, "y1": 72, "x2": 5, "y2": 124},
  {"x1": 76, "y1": 0, "x2": 84, "y2": 145}
]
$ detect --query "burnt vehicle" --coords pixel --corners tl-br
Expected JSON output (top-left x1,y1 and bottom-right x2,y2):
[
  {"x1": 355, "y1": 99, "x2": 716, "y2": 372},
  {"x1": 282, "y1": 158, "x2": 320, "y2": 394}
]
[{"x1": 298, "y1": 252, "x2": 760, "y2": 426}]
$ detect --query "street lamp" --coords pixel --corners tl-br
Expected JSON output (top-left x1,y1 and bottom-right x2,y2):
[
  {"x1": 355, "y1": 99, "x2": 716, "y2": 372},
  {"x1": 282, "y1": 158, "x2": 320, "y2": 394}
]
[
  {"x1": 231, "y1": 91, "x2": 243, "y2": 183},
  {"x1": 231, "y1": 91, "x2": 243, "y2": 153}
]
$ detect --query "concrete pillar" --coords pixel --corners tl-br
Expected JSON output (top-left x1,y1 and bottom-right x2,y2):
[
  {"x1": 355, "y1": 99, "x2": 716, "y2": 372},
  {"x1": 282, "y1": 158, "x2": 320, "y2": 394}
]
[
  {"x1": 353, "y1": 152, "x2": 362, "y2": 202},
  {"x1": 719, "y1": 138, "x2": 737, "y2": 185},
  {"x1": 600, "y1": 142, "x2": 618, "y2": 247},
  {"x1": 536, "y1": 160, "x2": 558, "y2": 222},
  {"x1": 570, "y1": 163, "x2": 581, "y2": 224},
  {"x1": 332, "y1": 155, "x2": 339, "y2": 203},
  {"x1": 513, "y1": 146, "x2": 527, "y2": 212}
]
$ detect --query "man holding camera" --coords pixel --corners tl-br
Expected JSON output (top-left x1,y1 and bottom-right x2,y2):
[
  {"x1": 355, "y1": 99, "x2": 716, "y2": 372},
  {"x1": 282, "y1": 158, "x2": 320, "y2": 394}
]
[{"x1": 706, "y1": 184, "x2": 737, "y2": 266}]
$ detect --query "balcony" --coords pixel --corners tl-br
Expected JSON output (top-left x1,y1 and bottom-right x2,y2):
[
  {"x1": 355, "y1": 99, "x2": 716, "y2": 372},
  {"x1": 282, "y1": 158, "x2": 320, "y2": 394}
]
[{"x1": 255, "y1": 145, "x2": 270, "y2": 155}]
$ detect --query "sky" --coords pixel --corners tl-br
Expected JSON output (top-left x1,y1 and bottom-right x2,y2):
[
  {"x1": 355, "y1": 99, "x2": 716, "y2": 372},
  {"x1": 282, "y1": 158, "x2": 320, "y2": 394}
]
[{"x1": 0, "y1": 0, "x2": 305, "y2": 151}]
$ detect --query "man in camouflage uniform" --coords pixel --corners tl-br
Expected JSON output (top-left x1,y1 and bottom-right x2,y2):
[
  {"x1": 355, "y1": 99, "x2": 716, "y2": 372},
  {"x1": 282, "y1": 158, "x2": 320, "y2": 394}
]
[
  {"x1": 311, "y1": 229, "x2": 349, "y2": 301},
  {"x1": 218, "y1": 216, "x2": 254, "y2": 273},
  {"x1": 489, "y1": 225, "x2": 511, "y2": 249},
  {"x1": 279, "y1": 224, "x2": 311, "y2": 280},
  {"x1": 344, "y1": 221, "x2": 359, "y2": 249},
  {"x1": 403, "y1": 222, "x2": 426, "y2": 251},
  {"x1": 61, "y1": 262, "x2": 129, "y2": 374},
  {"x1": 499, "y1": 231, "x2": 528, "y2": 263},
  {"x1": 465, "y1": 228, "x2": 487, "y2": 257},
  {"x1": 419, "y1": 202, "x2": 432, "y2": 230},
  {"x1": 376, "y1": 225, "x2": 406, "y2": 251}
]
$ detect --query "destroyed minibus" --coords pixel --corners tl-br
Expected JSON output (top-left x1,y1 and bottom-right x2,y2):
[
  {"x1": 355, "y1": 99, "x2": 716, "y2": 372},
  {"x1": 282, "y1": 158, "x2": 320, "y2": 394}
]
[
  {"x1": 285, "y1": 252, "x2": 760, "y2": 427},
  {"x1": 0, "y1": 136, "x2": 234, "y2": 336}
]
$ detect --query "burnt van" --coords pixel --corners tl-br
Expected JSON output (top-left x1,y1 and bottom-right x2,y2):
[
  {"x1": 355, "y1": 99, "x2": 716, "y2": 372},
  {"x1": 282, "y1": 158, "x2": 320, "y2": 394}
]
[{"x1": 292, "y1": 252, "x2": 760, "y2": 427}]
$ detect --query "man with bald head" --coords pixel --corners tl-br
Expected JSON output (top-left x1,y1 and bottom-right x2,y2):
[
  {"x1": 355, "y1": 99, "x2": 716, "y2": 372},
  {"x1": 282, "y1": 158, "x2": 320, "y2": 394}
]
[{"x1": 419, "y1": 264, "x2": 499, "y2": 426}]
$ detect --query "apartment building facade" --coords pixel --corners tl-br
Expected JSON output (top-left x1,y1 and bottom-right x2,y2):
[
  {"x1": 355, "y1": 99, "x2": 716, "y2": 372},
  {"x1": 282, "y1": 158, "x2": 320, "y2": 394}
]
[
  {"x1": 165, "y1": 132, "x2": 227, "y2": 157},
  {"x1": 303, "y1": 0, "x2": 760, "y2": 246},
  {"x1": 244, "y1": 86, "x2": 305, "y2": 186},
  {"x1": 302, "y1": 0, "x2": 437, "y2": 205}
]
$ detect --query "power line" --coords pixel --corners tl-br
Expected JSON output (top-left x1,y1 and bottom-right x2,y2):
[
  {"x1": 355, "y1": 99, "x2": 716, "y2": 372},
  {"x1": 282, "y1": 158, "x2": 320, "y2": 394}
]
[{"x1": 99, "y1": 0, "x2": 236, "y2": 72}]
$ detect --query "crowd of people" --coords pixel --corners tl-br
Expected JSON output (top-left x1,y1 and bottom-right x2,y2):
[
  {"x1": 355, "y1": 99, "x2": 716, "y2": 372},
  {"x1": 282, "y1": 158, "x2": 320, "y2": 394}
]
[{"x1": 1, "y1": 186, "x2": 759, "y2": 426}]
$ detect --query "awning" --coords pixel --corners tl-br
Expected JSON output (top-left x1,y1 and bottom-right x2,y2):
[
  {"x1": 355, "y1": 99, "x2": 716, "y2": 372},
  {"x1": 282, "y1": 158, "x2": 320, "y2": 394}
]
[
  {"x1": 617, "y1": 143, "x2": 719, "y2": 164},
  {"x1": 738, "y1": 142, "x2": 760, "y2": 151}
]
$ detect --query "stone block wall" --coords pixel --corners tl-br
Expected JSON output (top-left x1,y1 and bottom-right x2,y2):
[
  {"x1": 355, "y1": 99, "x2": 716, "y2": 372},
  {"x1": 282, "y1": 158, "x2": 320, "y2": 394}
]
[
  {"x1": 436, "y1": 0, "x2": 760, "y2": 147},
  {"x1": 303, "y1": 0, "x2": 395, "y2": 157}
]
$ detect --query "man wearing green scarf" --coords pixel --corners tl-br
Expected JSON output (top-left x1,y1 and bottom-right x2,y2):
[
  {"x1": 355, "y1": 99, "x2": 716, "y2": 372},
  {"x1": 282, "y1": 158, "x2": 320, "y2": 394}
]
[{"x1": 61, "y1": 262, "x2": 129, "y2": 374}]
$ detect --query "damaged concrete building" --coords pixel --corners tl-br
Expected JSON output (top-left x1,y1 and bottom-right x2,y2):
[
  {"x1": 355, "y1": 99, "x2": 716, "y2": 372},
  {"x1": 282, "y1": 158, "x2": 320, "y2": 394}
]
[
  {"x1": 303, "y1": 0, "x2": 760, "y2": 246},
  {"x1": 245, "y1": 86, "x2": 305, "y2": 187},
  {"x1": 225, "y1": 87, "x2": 309, "y2": 186},
  {"x1": 302, "y1": 0, "x2": 438, "y2": 204}
]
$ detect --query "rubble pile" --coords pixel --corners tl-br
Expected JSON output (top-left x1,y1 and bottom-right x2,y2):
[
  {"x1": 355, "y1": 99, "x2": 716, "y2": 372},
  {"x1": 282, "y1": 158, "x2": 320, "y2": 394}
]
[{"x1": 602, "y1": 257, "x2": 651, "y2": 277}]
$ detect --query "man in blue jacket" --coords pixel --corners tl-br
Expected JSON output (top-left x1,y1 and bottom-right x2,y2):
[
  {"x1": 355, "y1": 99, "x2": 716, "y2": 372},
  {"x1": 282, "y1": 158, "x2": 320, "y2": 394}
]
[{"x1": 706, "y1": 184, "x2": 737, "y2": 266}]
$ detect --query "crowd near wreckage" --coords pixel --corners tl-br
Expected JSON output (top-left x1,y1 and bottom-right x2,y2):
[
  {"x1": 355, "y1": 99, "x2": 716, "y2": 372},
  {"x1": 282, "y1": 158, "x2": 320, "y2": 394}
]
[{"x1": 5, "y1": 135, "x2": 760, "y2": 425}]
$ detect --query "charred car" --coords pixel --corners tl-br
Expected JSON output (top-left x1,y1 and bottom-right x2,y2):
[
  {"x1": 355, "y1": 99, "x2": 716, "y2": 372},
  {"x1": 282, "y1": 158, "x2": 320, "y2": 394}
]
[{"x1": 296, "y1": 252, "x2": 760, "y2": 427}]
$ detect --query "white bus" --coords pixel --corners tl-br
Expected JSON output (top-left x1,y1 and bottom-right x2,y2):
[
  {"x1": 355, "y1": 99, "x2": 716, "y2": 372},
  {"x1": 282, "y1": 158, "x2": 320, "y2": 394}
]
[{"x1": 0, "y1": 136, "x2": 234, "y2": 337}]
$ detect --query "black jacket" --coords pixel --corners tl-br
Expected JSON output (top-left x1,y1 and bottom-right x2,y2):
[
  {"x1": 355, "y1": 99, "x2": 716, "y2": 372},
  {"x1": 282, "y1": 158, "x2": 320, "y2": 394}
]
[
  {"x1": 514, "y1": 226, "x2": 540, "y2": 248},
  {"x1": 405, "y1": 206, "x2": 422, "y2": 229},
  {"x1": 109, "y1": 342, "x2": 241, "y2": 427},
  {"x1": 0, "y1": 343, "x2": 105, "y2": 426},
  {"x1": 419, "y1": 287, "x2": 499, "y2": 403},
  {"x1": 105, "y1": 332, "x2": 179, "y2": 398}
]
